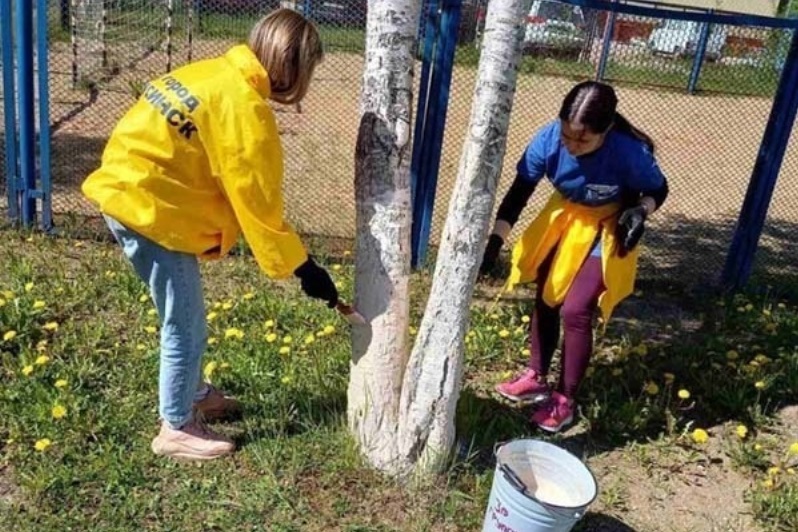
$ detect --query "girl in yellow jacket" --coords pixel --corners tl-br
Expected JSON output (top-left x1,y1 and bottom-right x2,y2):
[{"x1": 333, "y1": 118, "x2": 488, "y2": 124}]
[
  {"x1": 480, "y1": 81, "x2": 669, "y2": 433},
  {"x1": 82, "y1": 9, "x2": 337, "y2": 460}
]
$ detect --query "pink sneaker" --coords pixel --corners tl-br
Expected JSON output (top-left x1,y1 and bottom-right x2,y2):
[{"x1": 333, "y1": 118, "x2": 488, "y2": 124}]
[
  {"x1": 531, "y1": 391, "x2": 575, "y2": 433},
  {"x1": 151, "y1": 420, "x2": 235, "y2": 460},
  {"x1": 495, "y1": 369, "x2": 550, "y2": 403}
]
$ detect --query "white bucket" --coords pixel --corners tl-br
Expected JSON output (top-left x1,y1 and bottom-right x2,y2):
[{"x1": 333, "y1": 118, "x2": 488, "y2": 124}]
[{"x1": 482, "y1": 439, "x2": 598, "y2": 532}]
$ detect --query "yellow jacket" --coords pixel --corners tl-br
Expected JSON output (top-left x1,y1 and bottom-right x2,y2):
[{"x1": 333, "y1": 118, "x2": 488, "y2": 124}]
[
  {"x1": 82, "y1": 45, "x2": 307, "y2": 278},
  {"x1": 507, "y1": 191, "x2": 638, "y2": 322}
]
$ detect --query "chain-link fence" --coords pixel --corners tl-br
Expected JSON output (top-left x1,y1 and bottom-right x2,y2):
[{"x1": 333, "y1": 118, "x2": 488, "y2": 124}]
[{"x1": 2, "y1": 0, "x2": 797, "y2": 287}]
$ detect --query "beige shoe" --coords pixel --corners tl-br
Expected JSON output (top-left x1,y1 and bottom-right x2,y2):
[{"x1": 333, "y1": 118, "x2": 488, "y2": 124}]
[
  {"x1": 151, "y1": 420, "x2": 235, "y2": 460},
  {"x1": 194, "y1": 385, "x2": 242, "y2": 422}
]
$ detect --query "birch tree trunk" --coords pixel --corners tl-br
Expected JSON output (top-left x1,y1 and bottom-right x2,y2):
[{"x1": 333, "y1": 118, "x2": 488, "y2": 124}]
[
  {"x1": 349, "y1": 0, "x2": 420, "y2": 474},
  {"x1": 396, "y1": 0, "x2": 535, "y2": 475},
  {"x1": 350, "y1": 0, "x2": 533, "y2": 477}
]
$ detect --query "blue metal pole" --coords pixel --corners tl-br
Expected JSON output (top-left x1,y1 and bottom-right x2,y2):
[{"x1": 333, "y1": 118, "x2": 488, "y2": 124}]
[
  {"x1": 15, "y1": 0, "x2": 36, "y2": 227},
  {"x1": 1, "y1": 0, "x2": 19, "y2": 223},
  {"x1": 410, "y1": 0, "x2": 440, "y2": 265},
  {"x1": 412, "y1": 0, "x2": 462, "y2": 268},
  {"x1": 721, "y1": 28, "x2": 798, "y2": 289},
  {"x1": 596, "y1": 9, "x2": 616, "y2": 81},
  {"x1": 37, "y1": 0, "x2": 53, "y2": 230},
  {"x1": 687, "y1": 20, "x2": 711, "y2": 94}
]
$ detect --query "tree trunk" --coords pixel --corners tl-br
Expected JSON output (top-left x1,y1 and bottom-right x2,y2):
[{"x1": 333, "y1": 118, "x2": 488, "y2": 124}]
[
  {"x1": 397, "y1": 0, "x2": 534, "y2": 476},
  {"x1": 350, "y1": 0, "x2": 532, "y2": 478},
  {"x1": 349, "y1": 0, "x2": 421, "y2": 475}
]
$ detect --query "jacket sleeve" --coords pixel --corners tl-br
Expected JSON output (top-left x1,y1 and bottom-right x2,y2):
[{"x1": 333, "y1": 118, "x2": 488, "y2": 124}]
[{"x1": 197, "y1": 91, "x2": 308, "y2": 278}]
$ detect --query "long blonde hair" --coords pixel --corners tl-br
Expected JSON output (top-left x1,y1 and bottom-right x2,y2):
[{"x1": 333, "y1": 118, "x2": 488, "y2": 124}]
[{"x1": 248, "y1": 8, "x2": 323, "y2": 105}]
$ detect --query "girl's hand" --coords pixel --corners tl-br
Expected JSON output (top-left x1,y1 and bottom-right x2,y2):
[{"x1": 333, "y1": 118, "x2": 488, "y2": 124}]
[{"x1": 616, "y1": 204, "x2": 647, "y2": 257}]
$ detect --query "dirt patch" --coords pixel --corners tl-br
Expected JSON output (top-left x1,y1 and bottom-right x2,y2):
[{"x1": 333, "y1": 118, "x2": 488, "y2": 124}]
[
  {"x1": 0, "y1": 466, "x2": 20, "y2": 508},
  {"x1": 584, "y1": 439, "x2": 760, "y2": 532}
]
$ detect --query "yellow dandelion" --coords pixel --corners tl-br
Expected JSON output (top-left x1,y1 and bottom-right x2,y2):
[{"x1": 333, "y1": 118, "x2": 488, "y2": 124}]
[
  {"x1": 343, "y1": 250, "x2": 352, "y2": 257},
  {"x1": 762, "y1": 309, "x2": 771, "y2": 317},
  {"x1": 755, "y1": 381, "x2": 766, "y2": 390},
  {"x1": 279, "y1": 346, "x2": 291, "y2": 356},
  {"x1": 521, "y1": 315, "x2": 530, "y2": 324},
  {"x1": 43, "y1": 322, "x2": 59, "y2": 331},
  {"x1": 2, "y1": 290, "x2": 15, "y2": 299},
  {"x1": 0, "y1": 298, "x2": 5, "y2": 307},
  {"x1": 220, "y1": 362, "x2": 230, "y2": 369},
  {"x1": 139, "y1": 294, "x2": 149, "y2": 303},
  {"x1": 767, "y1": 467, "x2": 780, "y2": 476},
  {"x1": 323, "y1": 325, "x2": 335, "y2": 335},
  {"x1": 633, "y1": 344, "x2": 648, "y2": 356},
  {"x1": 144, "y1": 326, "x2": 157, "y2": 334},
  {"x1": 243, "y1": 292, "x2": 255, "y2": 300},
  {"x1": 754, "y1": 443, "x2": 763, "y2": 451},
  {"x1": 585, "y1": 367, "x2": 595, "y2": 378},
  {"x1": 207, "y1": 337, "x2": 218, "y2": 345},
  {"x1": 22, "y1": 365, "x2": 34, "y2": 376},
  {"x1": 332, "y1": 264, "x2": 342, "y2": 271},
  {"x1": 206, "y1": 311, "x2": 218, "y2": 322},
  {"x1": 224, "y1": 328, "x2": 244, "y2": 340},
  {"x1": 754, "y1": 354, "x2": 770, "y2": 365},
  {"x1": 266, "y1": 333, "x2": 278, "y2": 343},
  {"x1": 304, "y1": 334, "x2": 315, "y2": 345},
  {"x1": 498, "y1": 329, "x2": 510, "y2": 339},
  {"x1": 24, "y1": 282, "x2": 34, "y2": 292},
  {"x1": 280, "y1": 375, "x2": 292, "y2": 384},
  {"x1": 213, "y1": 302, "x2": 222, "y2": 309},
  {"x1": 691, "y1": 428, "x2": 709, "y2": 444},
  {"x1": 54, "y1": 379, "x2": 68, "y2": 389},
  {"x1": 36, "y1": 340, "x2": 48, "y2": 351},
  {"x1": 35, "y1": 355, "x2": 50, "y2": 366},
  {"x1": 490, "y1": 314, "x2": 499, "y2": 320},
  {"x1": 51, "y1": 404, "x2": 67, "y2": 420},
  {"x1": 645, "y1": 381, "x2": 659, "y2": 395},
  {"x1": 788, "y1": 442, "x2": 798, "y2": 455},
  {"x1": 521, "y1": 348, "x2": 532, "y2": 357},
  {"x1": 222, "y1": 301, "x2": 233, "y2": 310},
  {"x1": 264, "y1": 319, "x2": 275, "y2": 328},
  {"x1": 104, "y1": 271, "x2": 116, "y2": 278},
  {"x1": 34, "y1": 438, "x2": 51, "y2": 452},
  {"x1": 32, "y1": 300, "x2": 46, "y2": 310},
  {"x1": 663, "y1": 373, "x2": 675, "y2": 383},
  {"x1": 3, "y1": 330, "x2": 17, "y2": 342},
  {"x1": 147, "y1": 309, "x2": 157, "y2": 317},
  {"x1": 762, "y1": 479, "x2": 774, "y2": 489},
  {"x1": 409, "y1": 326, "x2": 417, "y2": 336},
  {"x1": 136, "y1": 344, "x2": 147, "y2": 351},
  {"x1": 726, "y1": 350, "x2": 739, "y2": 360},
  {"x1": 678, "y1": 389, "x2": 691, "y2": 400},
  {"x1": 778, "y1": 302, "x2": 786, "y2": 309},
  {"x1": 203, "y1": 361, "x2": 218, "y2": 380},
  {"x1": 735, "y1": 425, "x2": 748, "y2": 439},
  {"x1": 787, "y1": 468, "x2": 795, "y2": 475},
  {"x1": 282, "y1": 336, "x2": 292, "y2": 344}
]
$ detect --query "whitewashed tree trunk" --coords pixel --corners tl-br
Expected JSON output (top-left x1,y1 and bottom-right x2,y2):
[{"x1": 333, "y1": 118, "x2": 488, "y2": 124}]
[
  {"x1": 396, "y1": 0, "x2": 534, "y2": 475},
  {"x1": 349, "y1": 0, "x2": 420, "y2": 474},
  {"x1": 351, "y1": 0, "x2": 533, "y2": 477}
]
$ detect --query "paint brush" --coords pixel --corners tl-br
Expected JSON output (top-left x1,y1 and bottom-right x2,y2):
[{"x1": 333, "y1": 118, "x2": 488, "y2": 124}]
[{"x1": 336, "y1": 301, "x2": 367, "y2": 325}]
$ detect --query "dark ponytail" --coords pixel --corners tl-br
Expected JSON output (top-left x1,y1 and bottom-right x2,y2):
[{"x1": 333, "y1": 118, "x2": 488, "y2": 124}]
[
  {"x1": 559, "y1": 81, "x2": 656, "y2": 154},
  {"x1": 613, "y1": 112, "x2": 656, "y2": 155}
]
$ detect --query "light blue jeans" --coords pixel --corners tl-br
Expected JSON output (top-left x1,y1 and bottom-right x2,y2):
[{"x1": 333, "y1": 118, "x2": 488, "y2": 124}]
[{"x1": 105, "y1": 216, "x2": 206, "y2": 429}]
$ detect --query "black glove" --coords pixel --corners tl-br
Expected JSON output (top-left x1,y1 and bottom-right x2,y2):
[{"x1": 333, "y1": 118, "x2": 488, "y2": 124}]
[
  {"x1": 615, "y1": 205, "x2": 647, "y2": 257},
  {"x1": 294, "y1": 258, "x2": 338, "y2": 308},
  {"x1": 479, "y1": 234, "x2": 504, "y2": 276}
]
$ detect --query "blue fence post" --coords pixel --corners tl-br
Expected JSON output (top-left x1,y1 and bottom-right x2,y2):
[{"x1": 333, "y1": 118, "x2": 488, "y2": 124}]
[
  {"x1": 37, "y1": 0, "x2": 53, "y2": 230},
  {"x1": 1, "y1": 0, "x2": 19, "y2": 223},
  {"x1": 15, "y1": 0, "x2": 36, "y2": 228},
  {"x1": 410, "y1": 0, "x2": 462, "y2": 269},
  {"x1": 596, "y1": 8, "x2": 616, "y2": 81},
  {"x1": 411, "y1": 0, "x2": 439, "y2": 211},
  {"x1": 721, "y1": 28, "x2": 798, "y2": 290},
  {"x1": 687, "y1": 20, "x2": 711, "y2": 94}
]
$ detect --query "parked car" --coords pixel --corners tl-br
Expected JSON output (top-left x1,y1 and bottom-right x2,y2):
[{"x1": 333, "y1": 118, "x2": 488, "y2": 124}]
[
  {"x1": 522, "y1": 0, "x2": 587, "y2": 59},
  {"x1": 647, "y1": 19, "x2": 728, "y2": 61},
  {"x1": 310, "y1": 0, "x2": 367, "y2": 27}
]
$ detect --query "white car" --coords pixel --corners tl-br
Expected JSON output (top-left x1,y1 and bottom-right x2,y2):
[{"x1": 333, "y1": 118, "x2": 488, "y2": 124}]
[
  {"x1": 523, "y1": 0, "x2": 587, "y2": 59},
  {"x1": 648, "y1": 19, "x2": 727, "y2": 61}
]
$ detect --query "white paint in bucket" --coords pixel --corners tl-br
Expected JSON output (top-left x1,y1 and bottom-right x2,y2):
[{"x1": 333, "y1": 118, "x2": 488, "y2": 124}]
[{"x1": 482, "y1": 439, "x2": 598, "y2": 532}]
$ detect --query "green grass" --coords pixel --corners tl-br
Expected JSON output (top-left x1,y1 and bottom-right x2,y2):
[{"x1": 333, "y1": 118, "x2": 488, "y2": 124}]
[{"x1": 0, "y1": 229, "x2": 797, "y2": 530}]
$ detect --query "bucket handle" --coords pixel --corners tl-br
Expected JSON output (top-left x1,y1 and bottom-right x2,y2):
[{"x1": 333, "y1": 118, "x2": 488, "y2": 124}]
[
  {"x1": 500, "y1": 465, "x2": 586, "y2": 521},
  {"x1": 499, "y1": 464, "x2": 529, "y2": 495}
]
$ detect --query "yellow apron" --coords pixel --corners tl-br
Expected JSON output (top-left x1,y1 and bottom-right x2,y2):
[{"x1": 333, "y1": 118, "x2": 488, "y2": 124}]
[{"x1": 507, "y1": 191, "x2": 639, "y2": 323}]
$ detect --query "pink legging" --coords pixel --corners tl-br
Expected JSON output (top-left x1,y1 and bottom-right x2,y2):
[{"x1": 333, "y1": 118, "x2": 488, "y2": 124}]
[{"x1": 528, "y1": 251, "x2": 605, "y2": 399}]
